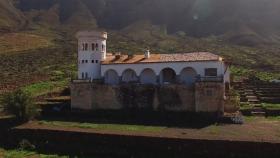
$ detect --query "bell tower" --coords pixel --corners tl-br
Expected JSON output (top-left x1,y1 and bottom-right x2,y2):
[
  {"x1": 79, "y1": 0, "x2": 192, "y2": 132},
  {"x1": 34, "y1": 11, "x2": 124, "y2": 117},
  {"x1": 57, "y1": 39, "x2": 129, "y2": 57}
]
[{"x1": 76, "y1": 31, "x2": 107, "y2": 80}]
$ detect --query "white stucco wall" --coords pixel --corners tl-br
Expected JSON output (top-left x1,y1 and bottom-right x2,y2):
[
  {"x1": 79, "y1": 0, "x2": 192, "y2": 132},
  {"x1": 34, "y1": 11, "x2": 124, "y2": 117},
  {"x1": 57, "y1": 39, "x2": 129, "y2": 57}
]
[
  {"x1": 101, "y1": 61, "x2": 228, "y2": 83},
  {"x1": 78, "y1": 50, "x2": 102, "y2": 79},
  {"x1": 224, "y1": 65, "x2": 231, "y2": 83}
]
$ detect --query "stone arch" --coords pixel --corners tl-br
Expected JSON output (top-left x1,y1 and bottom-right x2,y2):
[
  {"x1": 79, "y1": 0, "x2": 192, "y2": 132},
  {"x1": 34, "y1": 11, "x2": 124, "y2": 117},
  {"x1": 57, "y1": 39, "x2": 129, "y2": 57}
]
[
  {"x1": 160, "y1": 68, "x2": 176, "y2": 84},
  {"x1": 140, "y1": 68, "x2": 157, "y2": 85},
  {"x1": 180, "y1": 67, "x2": 197, "y2": 85},
  {"x1": 104, "y1": 69, "x2": 119, "y2": 85},
  {"x1": 122, "y1": 69, "x2": 138, "y2": 83}
]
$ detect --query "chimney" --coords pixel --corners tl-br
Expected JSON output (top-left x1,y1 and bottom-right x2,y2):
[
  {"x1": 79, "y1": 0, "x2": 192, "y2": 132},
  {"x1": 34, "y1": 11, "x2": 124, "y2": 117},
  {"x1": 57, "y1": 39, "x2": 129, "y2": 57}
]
[{"x1": 145, "y1": 49, "x2": 151, "y2": 59}]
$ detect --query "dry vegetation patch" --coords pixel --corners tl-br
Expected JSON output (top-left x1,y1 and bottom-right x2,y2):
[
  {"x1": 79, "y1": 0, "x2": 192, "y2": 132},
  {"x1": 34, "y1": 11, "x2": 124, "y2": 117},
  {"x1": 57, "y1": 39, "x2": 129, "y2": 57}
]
[{"x1": 0, "y1": 33, "x2": 53, "y2": 54}]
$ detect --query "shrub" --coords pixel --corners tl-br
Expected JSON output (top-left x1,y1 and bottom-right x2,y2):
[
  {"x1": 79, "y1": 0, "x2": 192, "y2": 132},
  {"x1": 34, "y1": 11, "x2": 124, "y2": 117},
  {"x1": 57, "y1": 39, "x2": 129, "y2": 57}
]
[
  {"x1": 1, "y1": 89, "x2": 39, "y2": 121},
  {"x1": 225, "y1": 88, "x2": 240, "y2": 112},
  {"x1": 18, "y1": 139, "x2": 36, "y2": 151}
]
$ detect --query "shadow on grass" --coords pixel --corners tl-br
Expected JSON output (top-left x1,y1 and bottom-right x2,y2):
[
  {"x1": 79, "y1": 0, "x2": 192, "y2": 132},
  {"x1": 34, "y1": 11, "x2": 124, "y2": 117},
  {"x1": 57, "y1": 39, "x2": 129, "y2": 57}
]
[{"x1": 40, "y1": 109, "x2": 219, "y2": 129}]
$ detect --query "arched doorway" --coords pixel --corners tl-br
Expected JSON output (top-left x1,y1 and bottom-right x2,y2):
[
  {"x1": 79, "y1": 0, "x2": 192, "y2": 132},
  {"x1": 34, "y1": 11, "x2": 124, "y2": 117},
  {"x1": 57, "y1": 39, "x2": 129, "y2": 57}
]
[
  {"x1": 122, "y1": 69, "x2": 138, "y2": 83},
  {"x1": 160, "y1": 68, "x2": 176, "y2": 84},
  {"x1": 104, "y1": 69, "x2": 119, "y2": 85},
  {"x1": 140, "y1": 68, "x2": 157, "y2": 85},
  {"x1": 180, "y1": 67, "x2": 197, "y2": 86}
]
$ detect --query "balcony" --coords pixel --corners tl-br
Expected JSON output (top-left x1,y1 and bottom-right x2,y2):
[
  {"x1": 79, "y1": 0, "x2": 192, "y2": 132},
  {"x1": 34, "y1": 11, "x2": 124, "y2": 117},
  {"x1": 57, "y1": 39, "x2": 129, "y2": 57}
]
[{"x1": 196, "y1": 75, "x2": 224, "y2": 82}]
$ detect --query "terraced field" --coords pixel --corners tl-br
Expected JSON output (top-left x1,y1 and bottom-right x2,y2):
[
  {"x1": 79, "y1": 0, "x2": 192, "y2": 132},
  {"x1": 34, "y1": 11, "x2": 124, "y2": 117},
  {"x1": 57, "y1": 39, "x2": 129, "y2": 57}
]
[
  {"x1": 0, "y1": 33, "x2": 54, "y2": 54},
  {"x1": 0, "y1": 148, "x2": 70, "y2": 158}
]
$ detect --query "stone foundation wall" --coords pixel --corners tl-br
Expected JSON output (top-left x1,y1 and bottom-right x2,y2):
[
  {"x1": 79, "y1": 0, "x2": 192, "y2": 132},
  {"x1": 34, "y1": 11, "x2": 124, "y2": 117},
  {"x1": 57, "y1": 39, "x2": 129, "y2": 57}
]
[
  {"x1": 71, "y1": 82, "x2": 225, "y2": 113},
  {"x1": 195, "y1": 82, "x2": 225, "y2": 113}
]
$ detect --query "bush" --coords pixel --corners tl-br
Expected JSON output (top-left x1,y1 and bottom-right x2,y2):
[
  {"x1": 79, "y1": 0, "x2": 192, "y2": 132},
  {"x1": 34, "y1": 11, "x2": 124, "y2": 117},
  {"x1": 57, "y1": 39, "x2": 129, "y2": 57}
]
[
  {"x1": 1, "y1": 89, "x2": 39, "y2": 121},
  {"x1": 18, "y1": 139, "x2": 36, "y2": 151},
  {"x1": 225, "y1": 88, "x2": 240, "y2": 112}
]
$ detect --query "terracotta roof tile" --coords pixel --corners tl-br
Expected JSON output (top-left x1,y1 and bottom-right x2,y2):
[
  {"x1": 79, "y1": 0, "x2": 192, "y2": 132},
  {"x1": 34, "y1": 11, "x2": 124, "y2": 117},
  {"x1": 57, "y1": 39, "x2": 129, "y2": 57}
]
[{"x1": 102, "y1": 52, "x2": 221, "y2": 65}]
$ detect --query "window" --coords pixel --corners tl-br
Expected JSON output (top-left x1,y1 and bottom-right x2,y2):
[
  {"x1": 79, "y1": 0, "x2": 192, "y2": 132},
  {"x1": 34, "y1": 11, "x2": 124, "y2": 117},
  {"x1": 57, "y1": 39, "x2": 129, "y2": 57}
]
[
  {"x1": 82, "y1": 60, "x2": 85, "y2": 63},
  {"x1": 102, "y1": 44, "x2": 105, "y2": 51},
  {"x1": 96, "y1": 43, "x2": 98, "y2": 51},
  {"x1": 85, "y1": 43, "x2": 88, "y2": 51},
  {"x1": 205, "y1": 68, "x2": 217, "y2": 77},
  {"x1": 92, "y1": 60, "x2": 94, "y2": 63},
  {"x1": 82, "y1": 72, "x2": 84, "y2": 79},
  {"x1": 85, "y1": 60, "x2": 88, "y2": 63},
  {"x1": 85, "y1": 72, "x2": 88, "y2": 79},
  {"x1": 82, "y1": 43, "x2": 87, "y2": 51},
  {"x1": 92, "y1": 43, "x2": 95, "y2": 51},
  {"x1": 96, "y1": 60, "x2": 99, "y2": 63}
]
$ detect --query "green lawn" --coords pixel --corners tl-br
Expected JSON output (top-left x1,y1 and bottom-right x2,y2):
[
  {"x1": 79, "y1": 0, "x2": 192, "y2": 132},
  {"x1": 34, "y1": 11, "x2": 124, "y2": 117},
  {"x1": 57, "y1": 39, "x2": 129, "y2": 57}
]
[
  {"x1": 38, "y1": 121, "x2": 166, "y2": 132},
  {"x1": 0, "y1": 148, "x2": 69, "y2": 158},
  {"x1": 21, "y1": 79, "x2": 69, "y2": 97}
]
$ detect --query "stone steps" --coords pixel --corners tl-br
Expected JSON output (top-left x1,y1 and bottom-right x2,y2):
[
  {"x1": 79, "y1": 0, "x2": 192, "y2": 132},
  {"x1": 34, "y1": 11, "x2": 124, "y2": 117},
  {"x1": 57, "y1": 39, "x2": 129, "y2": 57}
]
[
  {"x1": 260, "y1": 97, "x2": 280, "y2": 103},
  {"x1": 251, "y1": 111, "x2": 266, "y2": 116},
  {"x1": 256, "y1": 93, "x2": 280, "y2": 97},
  {"x1": 246, "y1": 96, "x2": 258, "y2": 99},
  {"x1": 251, "y1": 104, "x2": 262, "y2": 108},
  {"x1": 234, "y1": 81, "x2": 280, "y2": 113},
  {"x1": 251, "y1": 107, "x2": 266, "y2": 116}
]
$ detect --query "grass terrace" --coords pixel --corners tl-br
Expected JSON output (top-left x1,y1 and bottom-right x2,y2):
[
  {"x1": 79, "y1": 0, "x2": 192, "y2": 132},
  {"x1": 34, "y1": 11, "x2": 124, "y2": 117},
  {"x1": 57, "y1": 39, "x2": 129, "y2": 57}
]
[
  {"x1": 240, "y1": 102, "x2": 253, "y2": 110},
  {"x1": 262, "y1": 103, "x2": 280, "y2": 110},
  {"x1": 0, "y1": 33, "x2": 54, "y2": 54},
  {"x1": 0, "y1": 148, "x2": 70, "y2": 158},
  {"x1": 21, "y1": 79, "x2": 69, "y2": 97},
  {"x1": 38, "y1": 121, "x2": 166, "y2": 132}
]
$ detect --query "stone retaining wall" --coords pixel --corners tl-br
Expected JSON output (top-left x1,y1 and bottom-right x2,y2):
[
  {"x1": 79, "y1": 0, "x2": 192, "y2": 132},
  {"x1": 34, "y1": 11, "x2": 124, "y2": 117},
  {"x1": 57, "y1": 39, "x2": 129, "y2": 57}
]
[{"x1": 71, "y1": 82, "x2": 225, "y2": 113}]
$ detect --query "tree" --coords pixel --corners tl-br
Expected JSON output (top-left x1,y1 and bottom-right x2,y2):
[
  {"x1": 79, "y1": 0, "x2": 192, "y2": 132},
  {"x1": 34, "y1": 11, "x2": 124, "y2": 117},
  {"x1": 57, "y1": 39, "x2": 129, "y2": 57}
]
[{"x1": 1, "y1": 89, "x2": 38, "y2": 121}]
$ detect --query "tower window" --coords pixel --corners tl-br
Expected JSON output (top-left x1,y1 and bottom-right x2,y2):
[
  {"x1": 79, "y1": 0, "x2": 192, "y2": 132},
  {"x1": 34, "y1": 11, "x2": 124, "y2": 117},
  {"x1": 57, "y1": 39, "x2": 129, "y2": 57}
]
[
  {"x1": 82, "y1": 43, "x2": 87, "y2": 51},
  {"x1": 102, "y1": 44, "x2": 104, "y2": 51},
  {"x1": 96, "y1": 43, "x2": 98, "y2": 51},
  {"x1": 85, "y1": 43, "x2": 88, "y2": 51},
  {"x1": 92, "y1": 43, "x2": 95, "y2": 51}
]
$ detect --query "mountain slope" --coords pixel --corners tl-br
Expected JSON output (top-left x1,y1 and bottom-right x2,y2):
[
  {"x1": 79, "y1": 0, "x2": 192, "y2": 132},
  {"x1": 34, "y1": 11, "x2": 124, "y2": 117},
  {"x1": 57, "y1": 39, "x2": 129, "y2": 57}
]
[
  {"x1": 0, "y1": 0, "x2": 26, "y2": 32},
  {"x1": 5, "y1": 0, "x2": 279, "y2": 46}
]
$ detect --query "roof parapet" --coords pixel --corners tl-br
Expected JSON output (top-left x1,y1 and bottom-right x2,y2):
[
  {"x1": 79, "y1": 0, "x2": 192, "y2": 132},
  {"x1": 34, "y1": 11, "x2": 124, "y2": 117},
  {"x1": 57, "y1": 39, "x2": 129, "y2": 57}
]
[{"x1": 76, "y1": 30, "x2": 107, "y2": 39}]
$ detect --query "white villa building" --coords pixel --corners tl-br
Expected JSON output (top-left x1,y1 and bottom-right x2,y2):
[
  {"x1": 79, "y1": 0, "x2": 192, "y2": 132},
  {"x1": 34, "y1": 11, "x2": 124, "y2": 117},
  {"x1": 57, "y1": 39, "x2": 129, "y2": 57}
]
[{"x1": 76, "y1": 31, "x2": 230, "y2": 86}]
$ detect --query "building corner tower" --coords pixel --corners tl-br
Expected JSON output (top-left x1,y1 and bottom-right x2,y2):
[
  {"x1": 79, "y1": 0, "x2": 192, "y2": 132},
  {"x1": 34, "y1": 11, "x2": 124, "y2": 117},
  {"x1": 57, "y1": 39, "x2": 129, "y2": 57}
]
[{"x1": 76, "y1": 31, "x2": 107, "y2": 80}]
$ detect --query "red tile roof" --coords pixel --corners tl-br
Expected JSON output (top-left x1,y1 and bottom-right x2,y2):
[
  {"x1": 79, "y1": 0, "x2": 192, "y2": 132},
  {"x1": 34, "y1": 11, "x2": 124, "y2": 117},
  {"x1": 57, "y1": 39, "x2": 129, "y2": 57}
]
[{"x1": 102, "y1": 52, "x2": 222, "y2": 65}]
